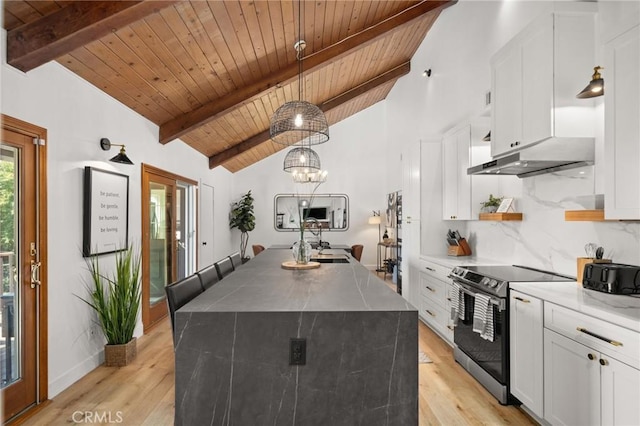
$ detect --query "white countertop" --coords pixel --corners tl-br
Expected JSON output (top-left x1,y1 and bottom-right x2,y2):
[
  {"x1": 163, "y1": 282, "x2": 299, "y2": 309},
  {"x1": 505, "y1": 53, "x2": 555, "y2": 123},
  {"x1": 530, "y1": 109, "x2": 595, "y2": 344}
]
[
  {"x1": 421, "y1": 254, "x2": 506, "y2": 268},
  {"x1": 511, "y1": 281, "x2": 640, "y2": 332}
]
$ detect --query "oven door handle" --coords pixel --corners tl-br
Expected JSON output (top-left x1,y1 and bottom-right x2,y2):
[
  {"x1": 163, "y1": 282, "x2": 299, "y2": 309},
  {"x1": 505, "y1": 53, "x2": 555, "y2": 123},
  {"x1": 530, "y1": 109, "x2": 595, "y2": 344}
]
[{"x1": 452, "y1": 280, "x2": 506, "y2": 311}]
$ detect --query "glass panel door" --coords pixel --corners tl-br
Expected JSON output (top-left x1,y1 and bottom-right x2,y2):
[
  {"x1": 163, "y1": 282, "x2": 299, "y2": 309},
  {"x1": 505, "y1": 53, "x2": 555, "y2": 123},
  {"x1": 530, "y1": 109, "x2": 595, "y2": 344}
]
[
  {"x1": 142, "y1": 166, "x2": 197, "y2": 331},
  {"x1": 176, "y1": 183, "x2": 197, "y2": 281},
  {"x1": 1, "y1": 145, "x2": 22, "y2": 389},
  {"x1": 143, "y1": 173, "x2": 175, "y2": 329}
]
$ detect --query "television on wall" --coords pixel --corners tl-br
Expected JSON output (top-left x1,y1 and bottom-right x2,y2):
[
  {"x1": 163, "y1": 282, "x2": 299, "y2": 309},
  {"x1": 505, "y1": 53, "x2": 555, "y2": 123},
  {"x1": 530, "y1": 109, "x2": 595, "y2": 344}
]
[{"x1": 303, "y1": 207, "x2": 328, "y2": 220}]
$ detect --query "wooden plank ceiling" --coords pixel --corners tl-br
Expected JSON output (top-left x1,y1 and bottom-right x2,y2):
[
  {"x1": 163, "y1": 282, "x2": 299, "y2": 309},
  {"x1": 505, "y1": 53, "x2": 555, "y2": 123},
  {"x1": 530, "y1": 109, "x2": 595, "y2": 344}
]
[{"x1": 3, "y1": 0, "x2": 455, "y2": 172}]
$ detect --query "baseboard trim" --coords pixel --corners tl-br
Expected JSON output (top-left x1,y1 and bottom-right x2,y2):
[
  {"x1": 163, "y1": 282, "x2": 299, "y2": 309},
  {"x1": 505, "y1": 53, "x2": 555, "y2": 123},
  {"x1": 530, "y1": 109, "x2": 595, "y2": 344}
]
[{"x1": 48, "y1": 349, "x2": 103, "y2": 398}]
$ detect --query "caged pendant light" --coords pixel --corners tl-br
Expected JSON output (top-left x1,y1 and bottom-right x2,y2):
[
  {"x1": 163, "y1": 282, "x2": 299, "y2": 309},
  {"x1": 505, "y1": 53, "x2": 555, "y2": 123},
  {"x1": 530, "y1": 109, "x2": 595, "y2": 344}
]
[
  {"x1": 283, "y1": 146, "x2": 321, "y2": 173},
  {"x1": 271, "y1": 1, "x2": 329, "y2": 147}
]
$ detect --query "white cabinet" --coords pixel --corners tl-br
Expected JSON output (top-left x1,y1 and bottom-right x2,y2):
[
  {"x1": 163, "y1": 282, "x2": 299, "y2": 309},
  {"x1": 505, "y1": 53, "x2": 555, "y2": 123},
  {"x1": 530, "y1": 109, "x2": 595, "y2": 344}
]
[
  {"x1": 604, "y1": 24, "x2": 640, "y2": 220},
  {"x1": 401, "y1": 142, "x2": 421, "y2": 304},
  {"x1": 543, "y1": 302, "x2": 640, "y2": 426},
  {"x1": 600, "y1": 352, "x2": 640, "y2": 426},
  {"x1": 491, "y1": 7, "x2": 596, "y2": 158},
  {"x1": 442, "y1": 125, "x2": 471, "y2": 220},
  {"x1": 544, "y1": 329, "x2": 601, "y2": 426},
  {"x1": 442, "y1": 120, "x2": 496, "y2": 221},
  {"x1": 418, "y1": 259, "x2": 454, "y2": 345},
  {"x1": 509, "y1": 290, "x2": 544, "y2": 418}
]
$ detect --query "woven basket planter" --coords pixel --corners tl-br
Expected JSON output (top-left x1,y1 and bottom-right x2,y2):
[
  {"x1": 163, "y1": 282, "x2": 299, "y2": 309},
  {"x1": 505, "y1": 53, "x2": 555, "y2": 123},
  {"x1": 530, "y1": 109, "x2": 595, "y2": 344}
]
[{"x1": 104, "y1": 337, "x2": 137, "y2": 367}]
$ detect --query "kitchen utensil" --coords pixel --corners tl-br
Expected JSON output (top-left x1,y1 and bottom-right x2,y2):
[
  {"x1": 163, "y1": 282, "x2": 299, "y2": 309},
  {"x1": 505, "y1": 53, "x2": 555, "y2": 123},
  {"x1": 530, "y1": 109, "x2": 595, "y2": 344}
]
[
  {"x1": 595, "y1": 246, "x2": 604, "y2": 259},
  {"x1": 584, "y1": 243, "x2": 597, "y2": 258}
]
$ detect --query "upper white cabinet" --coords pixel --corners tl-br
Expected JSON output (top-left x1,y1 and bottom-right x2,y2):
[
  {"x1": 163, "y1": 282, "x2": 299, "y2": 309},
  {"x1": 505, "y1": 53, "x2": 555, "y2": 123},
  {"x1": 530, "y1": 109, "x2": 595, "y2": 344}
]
[
  {"x1": 442, "y1": 120, "x2": 499, "y2": 221},
  {"x1": 604, "y1": 23, "x2": 640, "y2": 220},
  {"x1": 491, "y1": 6, "x2": 596, "y2": 158},
  {"x1": 443, "y1": 125, "x2": 472, "y2": 220}
]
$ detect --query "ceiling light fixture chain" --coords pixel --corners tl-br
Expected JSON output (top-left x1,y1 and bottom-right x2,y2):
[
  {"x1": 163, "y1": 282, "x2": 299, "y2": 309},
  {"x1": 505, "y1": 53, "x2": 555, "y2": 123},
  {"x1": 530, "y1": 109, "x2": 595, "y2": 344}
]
[{"x1": 270, "y1": 0, "x2": 329, "y2": 148}]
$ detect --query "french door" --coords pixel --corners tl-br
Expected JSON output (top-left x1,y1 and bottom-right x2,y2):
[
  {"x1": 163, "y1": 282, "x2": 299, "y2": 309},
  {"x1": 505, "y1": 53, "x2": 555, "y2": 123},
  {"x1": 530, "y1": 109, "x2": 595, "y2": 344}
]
[
  {"x1": 141, "y1": 165, "x2": 197, "y2": 331},
  {"x1": 1, "y1": 115, "x2": 48, "y2": 421}
]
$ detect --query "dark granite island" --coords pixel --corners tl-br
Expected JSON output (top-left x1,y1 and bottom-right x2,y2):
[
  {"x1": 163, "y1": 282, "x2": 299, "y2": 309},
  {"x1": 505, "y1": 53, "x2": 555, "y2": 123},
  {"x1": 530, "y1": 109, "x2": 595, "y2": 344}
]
[{"x1": 174, "y1": 248, "x2": 418, "y2": 426}]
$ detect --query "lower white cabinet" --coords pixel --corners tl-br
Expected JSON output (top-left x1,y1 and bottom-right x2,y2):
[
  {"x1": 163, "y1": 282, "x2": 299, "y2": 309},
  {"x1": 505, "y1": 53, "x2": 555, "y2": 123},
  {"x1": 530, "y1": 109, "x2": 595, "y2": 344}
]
[
  {"x1": 542, "y1": 304, "x2": 640, "y2": 426},
  {"x1": 419, "y1": 259, "x2": 454, "y2": 345},
  {"x1": 509, "y1": 290, "x2": 543, "y2": 418},
  {"x1": 600, "y1": 351, "x2": 640, "y2": 426},
  {"x1": 544, "y1": 329, "x2": 602, "y2": 425},
  {"x1": 509, "y1": 290, "x2": 640, "y2": 425}
]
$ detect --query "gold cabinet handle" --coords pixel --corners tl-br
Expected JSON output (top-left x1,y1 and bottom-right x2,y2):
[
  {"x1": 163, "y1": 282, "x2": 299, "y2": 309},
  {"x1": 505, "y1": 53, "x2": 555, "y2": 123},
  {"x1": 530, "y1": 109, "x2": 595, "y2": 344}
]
[
  {"x1": 425, "y1": 310, "x2": 435, "y2": 317},
  {"x1": 514, "y1": 296, "x2": 530, "y2": 303},
  {"x1": 447, "y1": 325, "x2": 454, "y2": 331},
  {"x1": 425, "y1": 286, "x2": 435, "y2": 292},
  {"x1": 587, "y1": 353, "x2": 596, "y2": 361},
  {"x1": 577, "y1": 327, "x2": 623, "y2": 347},
  {"x1": 425, "y1": 267, "x2": 435, "y2": 272},
  {"x1": 599, "y1": 358, "x2": 609, "y2": 366}
]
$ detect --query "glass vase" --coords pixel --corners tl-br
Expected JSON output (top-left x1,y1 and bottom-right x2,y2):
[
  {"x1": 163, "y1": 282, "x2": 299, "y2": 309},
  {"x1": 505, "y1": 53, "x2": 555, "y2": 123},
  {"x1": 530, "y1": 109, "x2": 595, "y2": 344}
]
[{"x1": 292, "y1": 239, "x2": 312, "y2": 264}]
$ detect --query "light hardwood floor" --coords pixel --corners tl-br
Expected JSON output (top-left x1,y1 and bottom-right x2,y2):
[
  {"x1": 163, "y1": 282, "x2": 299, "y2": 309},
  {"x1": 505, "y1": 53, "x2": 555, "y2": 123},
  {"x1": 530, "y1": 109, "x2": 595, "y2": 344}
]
[{"x1": 13, "y1": 313, "x2": 536, "y2": 425}]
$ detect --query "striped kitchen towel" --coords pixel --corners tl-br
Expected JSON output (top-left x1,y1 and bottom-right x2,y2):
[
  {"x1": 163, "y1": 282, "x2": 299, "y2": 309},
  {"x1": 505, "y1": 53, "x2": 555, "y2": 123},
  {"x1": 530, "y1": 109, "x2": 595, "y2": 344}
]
[
  {"x1": 450, "y1": 282, "x2": 465, "y2": 324},
  {"x1": 472, "y1": 293, "x2": 494, "y2": 342}
]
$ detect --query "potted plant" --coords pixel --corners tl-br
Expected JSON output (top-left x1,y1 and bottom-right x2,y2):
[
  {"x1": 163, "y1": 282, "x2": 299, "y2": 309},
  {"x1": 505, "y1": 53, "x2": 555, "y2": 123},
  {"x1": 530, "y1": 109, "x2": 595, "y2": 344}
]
[
  {"x1": 480, "y1": 194, "x2": 503, "y2": 213},
  {"x1": 229, "y1": 190, "x2": 255, "y2": 262},
  {"x1": 78, "y1": 244, "x2": 141, "y2": 367}
]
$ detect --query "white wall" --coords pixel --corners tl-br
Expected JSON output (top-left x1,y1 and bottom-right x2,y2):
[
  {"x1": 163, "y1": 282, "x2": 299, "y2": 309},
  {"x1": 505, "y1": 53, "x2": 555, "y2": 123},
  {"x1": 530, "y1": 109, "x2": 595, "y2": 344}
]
[
  {"x1": 233, "y1": 103, "x2": 389, "y2": 267},
  {"x1": 1, "y1": 29, "x2": 235, "y2": 397},
  {"x1": 385, "y1": 0, "x2": 640, "y2": 277}
]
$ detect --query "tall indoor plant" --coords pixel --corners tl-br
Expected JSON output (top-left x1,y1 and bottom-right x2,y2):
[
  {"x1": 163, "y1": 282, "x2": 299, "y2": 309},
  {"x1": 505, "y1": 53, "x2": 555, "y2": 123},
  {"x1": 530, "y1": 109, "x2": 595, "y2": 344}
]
[
  {"x1": 78, "y1": 243, "x2": 141, "y2": 367},
  {"x1": 229, "y1": 190, "x2": 255, "y2": 262}
]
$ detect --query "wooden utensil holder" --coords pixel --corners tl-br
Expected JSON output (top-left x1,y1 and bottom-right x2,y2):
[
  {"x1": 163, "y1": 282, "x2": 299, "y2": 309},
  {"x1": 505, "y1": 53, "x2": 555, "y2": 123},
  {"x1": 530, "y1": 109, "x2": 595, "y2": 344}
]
[
  {"x1": 448, "y1": 239, "x2": 472, "y2": 256},
  {"x1": 448, "y1": 245, "x2": 466, "y2": 256},
  {"x1": 576, "y1": 257, "x2": 612, "y2": 283}
]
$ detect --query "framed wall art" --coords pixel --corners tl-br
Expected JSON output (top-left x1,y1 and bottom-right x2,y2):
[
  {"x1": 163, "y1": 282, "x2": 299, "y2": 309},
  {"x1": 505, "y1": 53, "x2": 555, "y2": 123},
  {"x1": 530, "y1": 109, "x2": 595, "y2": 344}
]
[{"x1": 82, "y1": 166, "x2": 129, "y2": 257}]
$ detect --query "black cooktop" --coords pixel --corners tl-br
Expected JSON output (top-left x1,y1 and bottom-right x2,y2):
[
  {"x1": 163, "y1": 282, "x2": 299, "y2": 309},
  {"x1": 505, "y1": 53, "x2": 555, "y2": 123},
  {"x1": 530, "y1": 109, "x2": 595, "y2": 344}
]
[
  {"x1": 461, "y1": 265, "x2": 573, "y2": 282},
  {"x1": 450, "y1": 265, "x2": 574, "y2": 298}
]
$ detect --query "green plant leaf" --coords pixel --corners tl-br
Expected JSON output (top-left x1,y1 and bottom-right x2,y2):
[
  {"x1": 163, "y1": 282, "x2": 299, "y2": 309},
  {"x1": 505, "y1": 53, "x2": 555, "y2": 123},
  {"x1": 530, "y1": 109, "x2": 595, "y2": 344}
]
[{"x1": 76, "y1": 243, "x2": 141, "y2": 345}]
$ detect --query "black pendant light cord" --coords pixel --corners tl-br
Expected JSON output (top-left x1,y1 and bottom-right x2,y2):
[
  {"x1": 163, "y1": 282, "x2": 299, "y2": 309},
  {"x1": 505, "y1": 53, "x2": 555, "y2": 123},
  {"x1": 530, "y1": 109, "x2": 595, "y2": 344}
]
[{"x1": 297, "y1": 0, "x2": 303, "y2": 102}]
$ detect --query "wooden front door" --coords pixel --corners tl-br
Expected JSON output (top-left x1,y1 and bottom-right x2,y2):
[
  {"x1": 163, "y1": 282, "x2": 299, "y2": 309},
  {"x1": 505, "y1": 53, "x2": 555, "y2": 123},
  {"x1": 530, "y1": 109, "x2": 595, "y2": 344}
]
[{"x1": 1, "y1": 115, "x2": 48, "y2": 421}]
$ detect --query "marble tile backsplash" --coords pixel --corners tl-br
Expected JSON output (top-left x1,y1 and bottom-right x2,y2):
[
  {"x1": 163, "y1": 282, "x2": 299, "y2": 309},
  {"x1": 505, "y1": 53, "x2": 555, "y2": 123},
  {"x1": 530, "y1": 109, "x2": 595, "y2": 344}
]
[{"x1": 467, "y1": 166, "x2": 640, "y2": 278}]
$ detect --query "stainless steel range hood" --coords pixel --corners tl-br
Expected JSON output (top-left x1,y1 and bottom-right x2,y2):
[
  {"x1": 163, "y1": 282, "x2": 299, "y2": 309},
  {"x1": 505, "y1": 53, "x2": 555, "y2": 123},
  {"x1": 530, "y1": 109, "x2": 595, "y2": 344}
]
[{"x1": 467, "y1": 137, "x2": 594, "y2": 178}]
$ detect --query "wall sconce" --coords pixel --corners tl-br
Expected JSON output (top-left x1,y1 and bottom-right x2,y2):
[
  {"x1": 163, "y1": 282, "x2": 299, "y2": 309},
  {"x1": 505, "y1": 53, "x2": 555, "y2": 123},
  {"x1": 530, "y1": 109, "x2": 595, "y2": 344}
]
[
  {"x1": 422, "y1": 69, "x2": 432, "y2": 77},
  {"x1": 576, "y1": 66, "x2": 604, "y2": 99},
  {"x1": 100, "y1": 138, "x2": 133, "y2": 165}
]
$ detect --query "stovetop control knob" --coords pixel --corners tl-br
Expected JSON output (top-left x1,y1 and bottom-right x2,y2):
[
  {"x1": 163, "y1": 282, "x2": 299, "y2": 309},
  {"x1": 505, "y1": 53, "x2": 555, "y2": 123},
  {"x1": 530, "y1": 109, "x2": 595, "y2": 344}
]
[
  {"x1": 480, "y1": 277, "x2": 490, "y2": 286},
  {"x1": 489, "y1": 279, "x2": 499, "y2": 288}
]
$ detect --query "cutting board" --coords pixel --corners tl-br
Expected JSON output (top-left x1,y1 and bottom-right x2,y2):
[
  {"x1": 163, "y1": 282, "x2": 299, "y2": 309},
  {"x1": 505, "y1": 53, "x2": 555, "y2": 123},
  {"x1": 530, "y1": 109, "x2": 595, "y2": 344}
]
[{"x1": 281, "y1": 261, "x2": 321, "y2": 270}]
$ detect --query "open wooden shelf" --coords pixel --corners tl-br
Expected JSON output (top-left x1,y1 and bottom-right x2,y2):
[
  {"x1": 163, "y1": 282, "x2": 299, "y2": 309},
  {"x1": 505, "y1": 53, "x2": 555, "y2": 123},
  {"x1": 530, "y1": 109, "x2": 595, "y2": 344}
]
[
  {"x1": 564, "y1": 209, "x2": 605, "y2": 221},
  {"x1": 479, "y1": 212, "x2": 523, "y2": 221}
]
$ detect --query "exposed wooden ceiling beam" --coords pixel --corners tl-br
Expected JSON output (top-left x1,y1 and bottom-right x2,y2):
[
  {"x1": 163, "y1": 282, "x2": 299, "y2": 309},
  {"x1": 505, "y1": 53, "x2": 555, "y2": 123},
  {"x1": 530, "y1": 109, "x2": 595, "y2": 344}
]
[
  {"x1": 208, "y1": 61, "x2": 411, "y2": 170},
  {"x1": 7, "y1": 1, "x2": 179, "y2": 72},
  {"x1": 160, "y1": 0, "x2": 454, "y2": 145}
]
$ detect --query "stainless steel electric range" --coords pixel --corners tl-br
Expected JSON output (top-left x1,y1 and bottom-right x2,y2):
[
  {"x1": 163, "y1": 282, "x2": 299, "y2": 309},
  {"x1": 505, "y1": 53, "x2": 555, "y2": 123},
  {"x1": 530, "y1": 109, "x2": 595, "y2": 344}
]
[{"x1": 448, "y1": 264, "x2": 574, "y2": 405}]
